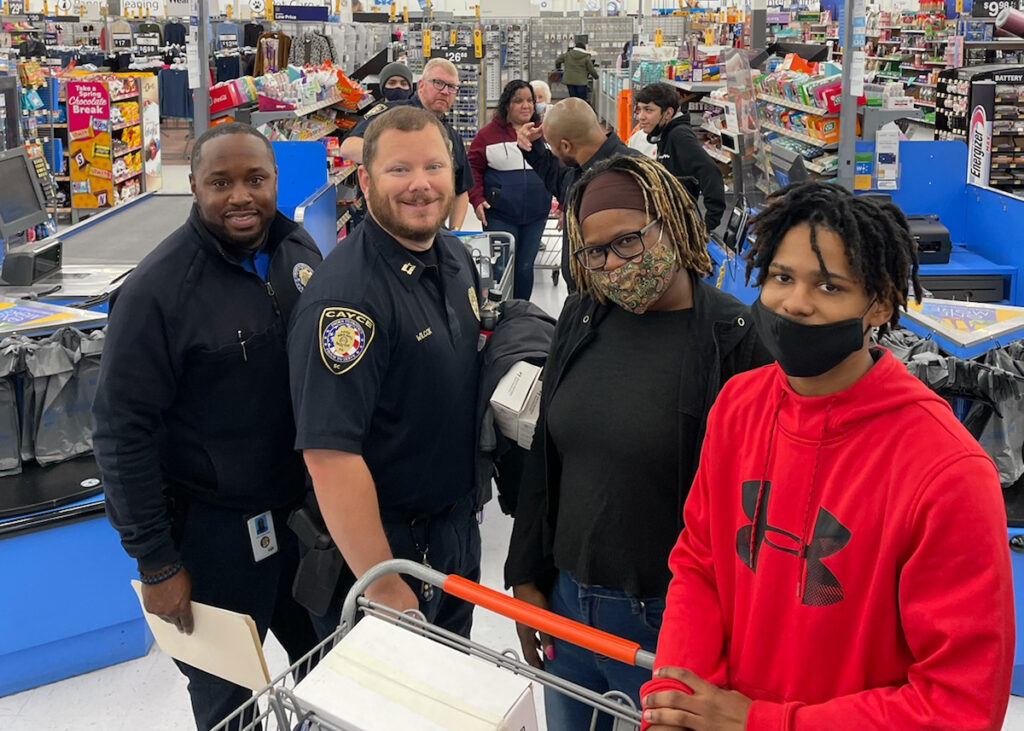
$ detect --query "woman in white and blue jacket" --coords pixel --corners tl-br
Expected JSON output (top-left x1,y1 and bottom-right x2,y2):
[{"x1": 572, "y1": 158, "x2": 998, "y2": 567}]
[{"x1": 469, "y1": 80, "x2": 553, "y2": 300}]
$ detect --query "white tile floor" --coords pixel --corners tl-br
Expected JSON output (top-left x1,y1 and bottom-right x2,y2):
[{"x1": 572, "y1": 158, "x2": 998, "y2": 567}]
[{"x1": 4, "y1": 170, "x2": 1023, "y2": 730}]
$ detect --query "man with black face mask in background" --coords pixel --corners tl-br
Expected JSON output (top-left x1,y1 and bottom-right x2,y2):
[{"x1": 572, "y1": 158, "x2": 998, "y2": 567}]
[
  {"x1": 378, "y1": 61, "x2": 415, "y2": 102},
  {"x1": 634, "y1": 82, "x2": 725, "y2": 233},
  {"x1": 93, "y1": 123, "x2": 321, "y2": 731},
  {"x1": 516, "y1": 97, "x2": 640, "y2": 292}
]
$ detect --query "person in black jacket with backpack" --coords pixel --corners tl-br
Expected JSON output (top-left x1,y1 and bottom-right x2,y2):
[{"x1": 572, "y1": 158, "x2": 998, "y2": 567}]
[
  {"x1": 634, "y1": 82, "x2": 727, "y2": 233},
  {"x1": 93, "y1": 124, "x2": 321, "y2": 731}
]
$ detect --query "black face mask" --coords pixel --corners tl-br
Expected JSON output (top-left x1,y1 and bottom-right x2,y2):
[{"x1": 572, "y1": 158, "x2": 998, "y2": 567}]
[
  {"x1": 382, "y1": 87, "x2": 412, "y2": 102},
  {"x1": 646, "y1": 110, "x2": 673, "y2": 144},
  {"x1": 751, "y1": 298, "x2": 873, "y2": 378}
]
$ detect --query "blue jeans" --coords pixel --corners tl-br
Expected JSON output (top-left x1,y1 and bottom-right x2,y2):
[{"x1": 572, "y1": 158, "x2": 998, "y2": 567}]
[
  {"x1": 545, "y1": 571, "x2": 664, "y2": 731},
  {"x1": 567, "y1": 84, "x2": 590, "y2": 101},
  {"x1": 485, "y1": 215, "x2": 548, "y2": 301}
]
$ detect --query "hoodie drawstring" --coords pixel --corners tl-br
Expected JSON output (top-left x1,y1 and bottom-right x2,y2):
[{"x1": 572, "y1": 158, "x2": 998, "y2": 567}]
[
  {"x1": 796, "y1": 398, "x2": 834, "y2": 600},
  {"x1": 749, "y1": 390, "x2": 785, "y2": 568}
]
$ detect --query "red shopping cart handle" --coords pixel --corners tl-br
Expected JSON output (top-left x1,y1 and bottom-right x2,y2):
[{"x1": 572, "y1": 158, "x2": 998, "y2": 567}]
[{"x1": 443, "y1": 574, "x2": 644, "y2": 666}]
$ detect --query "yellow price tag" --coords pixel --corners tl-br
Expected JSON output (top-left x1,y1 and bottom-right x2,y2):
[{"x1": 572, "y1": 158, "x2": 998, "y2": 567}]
[
  {"x1": 423, "y1": 28, "x2": 432, "y2": 56},
  {"x1": 956, "y1": 0, "x2": 963, "y2": 12},
  {"x1": 474, "y1": 3, "x2": 480, "y2": 20},
  {"x1": 473, "y1": 28, "x2": 482, "y2": 57},
  {"x1": 403, "y1": 4, "x2": 408, "y2": 21},
  {"x1": 146, "y1": 6, "x2": 151, "y2": 17},
  {"x1": 450, "y1": 29, "x2": 457, "y2": 45},
  {"x1": 335, "y1": 0, "x2": 340, "y2": 13},
  {"x1": 226, "y1": 4, "x2": 232, "y2": 17},
  {"x1": 654, "y1": 28, "x2": 663, "y2": 47},
  {"x1": 704, "y1": 28, "x2": 713, "y2": 45},
  {"x1": 3, "y1": 1, "x2": 9, "y2": 14},
  {"x1": 43, "y1": 0, "x2": 49, "y2": 14},
  {"x1": 265, "y1": 0, "x2": 273, "y2": 20},
  {"x1": 389, "y1": 1, "x2": 395, "y2": 20}
]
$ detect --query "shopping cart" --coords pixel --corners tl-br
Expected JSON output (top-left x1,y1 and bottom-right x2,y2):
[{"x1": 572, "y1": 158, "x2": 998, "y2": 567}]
[
  {"x1": 458, "y1": 231, "x2": 515, "y2": 302},
  {"x1": 535, "y1": 217, "x2": 563, "y2": 286},
  {"x1": 211, "y1": 558, "x2": 655, "y2": 731}
]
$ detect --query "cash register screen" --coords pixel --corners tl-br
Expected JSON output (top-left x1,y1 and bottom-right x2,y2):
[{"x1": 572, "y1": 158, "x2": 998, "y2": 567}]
[{"x1": 0, "y1": 149, "x2": 50, "y2": 240}]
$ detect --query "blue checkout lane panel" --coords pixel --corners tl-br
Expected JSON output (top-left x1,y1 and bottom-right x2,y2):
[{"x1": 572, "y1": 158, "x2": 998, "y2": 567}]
[{"x1": 0, "y1": 493, "x2": 153, "y2": 696}]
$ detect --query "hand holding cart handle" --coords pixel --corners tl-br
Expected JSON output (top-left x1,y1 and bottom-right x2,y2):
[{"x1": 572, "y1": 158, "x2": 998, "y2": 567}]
[{"x1": 342, "y1": 559, "x2": 655, "y2": 670}]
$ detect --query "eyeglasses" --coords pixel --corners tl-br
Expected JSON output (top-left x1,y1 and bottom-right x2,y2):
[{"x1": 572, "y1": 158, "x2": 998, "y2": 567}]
[
  {"x1": 427, "y1": 77, "x2": 459, "y2": 94},
  {"x1": 573, "y1": 219, "x2": 661, "y2": 270}
]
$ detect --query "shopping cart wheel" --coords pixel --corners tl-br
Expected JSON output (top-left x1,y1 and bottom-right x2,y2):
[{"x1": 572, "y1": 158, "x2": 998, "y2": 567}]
[{"x1": 552, "y1": 271, "x2": 560, "y2": 285}]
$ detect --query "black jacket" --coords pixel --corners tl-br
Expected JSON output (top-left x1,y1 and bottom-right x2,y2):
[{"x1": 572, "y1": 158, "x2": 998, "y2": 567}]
[
  {"x1": 655, "y1": 115, "x2": 727, "y2": 232},
  {"x1": 504, "y1": 274, "x2": 771, "y2": 591},
  {"x1": 520, "y1": 133, "x2": 642, "y2": 292},
  {"x1": 94, "y1": 207, "x2": 323, "y2": 572},
  {"x1": 475, "y1": 299, "x2": 556, "y2": 514}
]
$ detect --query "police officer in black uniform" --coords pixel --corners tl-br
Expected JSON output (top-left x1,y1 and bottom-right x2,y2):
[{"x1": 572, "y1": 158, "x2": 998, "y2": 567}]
[
  {"x1": 289, "y1": 105, "x2": 482, "y2": 638},
  {"x1": 93, "y1": 123, "x2": 321, "y2": 731},
  {"x1": 340, "y1": 57, "x2": 473, "y2": 230}
]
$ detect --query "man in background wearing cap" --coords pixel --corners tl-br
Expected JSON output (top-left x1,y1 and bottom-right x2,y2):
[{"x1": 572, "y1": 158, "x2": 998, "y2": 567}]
[
  {"x1": 517, "y1": 97, "x2": 641, "y2": 292},
  {"x1": 378, "y1": 61, "x2": 414, "y2": 102},
  {"x1": 342, "y1": 58, "x2": 472, "y2": 229}
]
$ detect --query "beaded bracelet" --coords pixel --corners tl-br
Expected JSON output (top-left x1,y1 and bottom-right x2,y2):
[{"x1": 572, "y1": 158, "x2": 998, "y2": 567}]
[{"x1": 139, "y1": 561, "x2": 184, "y2": 585}]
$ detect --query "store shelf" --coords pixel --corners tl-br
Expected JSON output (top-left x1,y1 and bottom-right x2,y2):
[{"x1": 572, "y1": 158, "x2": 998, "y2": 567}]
[
  {"x1": 965, "y1": 40, "x2": 1024, "y2": 49},
  {"x1": 761, "y1": 120, "x2": 839, "y2": 149},
  {"x1": 902, "y1": 29, "x2": 926, "y2": 33},
  {"x1": 904, "y1": 47, "x2": 928, "y2": 52},
  {"x1": 805, "y1": 157, "x2": 838, "y2": 176},
  {"x1": 113, "y1": 170, "x2": 143, "y2": 185},
  {"x1": 110, "y1": 92, "x2": 140, "y2": 102},
  {"x1": 914, "y1": 99, "x2": 937, "y2": 107},
  {"x1": 877, "y1": 40, "x2": 903, "y2": 44},
  {"x1": 757, "y1": 93, "x2": 836, "y2": 116},
  {"x1": 330, "y1": 165, "x2": 358, "y2": 184},
  {"x1": 112, "y1": 121, "x2": 140, "y2": 131},
  {"x1": 701, "y1": 122, "x2": 723, "y2": 137},
  {"x1": 251, "y1": 96, "x2": 347, "y2": 124},
  {"x1": 664, "y1": 79, "x2": 726, "y2": 93},
  {"x1": 701, "y1": 96, "x2": 731, "y2": 108},
  {"x1": 703, "y1": 143, "x2": 731, "y2": 164},
  {"x1": 113, "y1": 145, "x2": 142, "y2": 158}
]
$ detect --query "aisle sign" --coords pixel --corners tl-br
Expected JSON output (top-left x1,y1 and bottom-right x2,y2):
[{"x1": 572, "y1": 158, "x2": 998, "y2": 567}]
[
  {"x1": 973, "y1": 0, "x2": 1019, "y2": 17},
  {"x1": 274, "y1": 0, "x2": 328, "y2": 20},
  {"x1": 9, "y1": 0, "x2": 25, "y2": 14}
]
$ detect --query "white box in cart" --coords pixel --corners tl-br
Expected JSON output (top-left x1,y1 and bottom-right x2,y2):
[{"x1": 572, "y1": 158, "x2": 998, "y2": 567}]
[
  {"x1": 490, "y1": 361, "x2": 543, "y2": 450},
  {"x1": 291, "y1": 616, "x2": 538, "y2": 730}
]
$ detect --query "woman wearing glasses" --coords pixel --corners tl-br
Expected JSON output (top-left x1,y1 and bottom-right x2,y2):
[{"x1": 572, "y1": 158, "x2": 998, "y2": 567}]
[
  {"x1": 468, "y1": 80, "x2": 552, "y2": 300},
  {"x1": 505, "y1": 155, "x2": 768, "y2": 730}
]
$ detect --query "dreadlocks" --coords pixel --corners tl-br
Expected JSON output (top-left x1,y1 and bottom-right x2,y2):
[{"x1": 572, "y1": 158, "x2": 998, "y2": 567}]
[
  {"x1": 566, "y1": 155, "x2": 711, "y2": 302},
  {"x1": 746, "y1": 182, "x2": 922, "y2": 332}
]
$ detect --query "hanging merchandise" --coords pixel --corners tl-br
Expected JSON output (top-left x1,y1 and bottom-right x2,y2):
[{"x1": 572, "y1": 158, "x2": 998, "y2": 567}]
[
  {"x1": 288, "y1": 30, "x2": 337, "y2": 67},
  {"x1": 255, "y1": 30, "x2": 292, "y2": 75}
]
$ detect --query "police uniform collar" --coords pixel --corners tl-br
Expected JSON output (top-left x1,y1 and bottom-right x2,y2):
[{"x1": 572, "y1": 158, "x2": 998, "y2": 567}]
[{"x1": 364, "y1": 213, "x2": 453, "y2": 291}]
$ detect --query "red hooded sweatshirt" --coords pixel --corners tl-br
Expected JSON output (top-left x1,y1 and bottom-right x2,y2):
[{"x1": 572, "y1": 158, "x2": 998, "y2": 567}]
[{"x1": 642, "y1": 349, "x2": 1014, "y2": 730}]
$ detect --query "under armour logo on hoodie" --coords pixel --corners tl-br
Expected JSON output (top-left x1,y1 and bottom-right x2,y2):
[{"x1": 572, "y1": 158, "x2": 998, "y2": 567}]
[{"x1": 735, "y1": 480, "x2": 851, "y2": 606}]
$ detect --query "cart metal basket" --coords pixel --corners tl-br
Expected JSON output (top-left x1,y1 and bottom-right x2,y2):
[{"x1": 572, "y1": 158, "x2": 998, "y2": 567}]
[
  {"x1": 458, "y1": 231, "x2": 515, "y2": 302},
  {"x1": 211, "y1": 559, "x2": 654, "y2": 731},
  {"x1": 535, "y1": 217, "x2": 563, "y2": 286}
]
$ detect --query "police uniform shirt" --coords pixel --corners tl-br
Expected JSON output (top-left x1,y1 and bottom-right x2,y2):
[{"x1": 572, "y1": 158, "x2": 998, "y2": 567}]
[
  {"x1": 349, "y1": 96, "x2": 474, "y2": 197},
  {"x1": 288, "y1": 215, "x2": 482, "y2": 516}
]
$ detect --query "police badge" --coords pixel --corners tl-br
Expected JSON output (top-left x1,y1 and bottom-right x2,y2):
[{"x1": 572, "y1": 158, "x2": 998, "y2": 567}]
[
  {"x1": 319, "y1": 307, "x2": 375, "y2": 375},
  {"x1": 293, "y1": 263, "x2": 314, "y2": 292}
]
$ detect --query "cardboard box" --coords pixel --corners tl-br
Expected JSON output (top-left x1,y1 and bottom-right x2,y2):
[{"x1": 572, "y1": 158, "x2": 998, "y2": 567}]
[
  {"x1": 490, "y1": 361, "x2": 543, "y2": 450},
  {"x1": 292, "y1": 616, "x2": 538, "y2": 730}
]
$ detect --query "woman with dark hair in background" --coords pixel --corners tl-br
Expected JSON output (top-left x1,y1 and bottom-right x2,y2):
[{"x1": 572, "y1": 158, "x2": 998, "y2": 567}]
[{"x1": 468, "y1": 79, "x2": 552, "y2": 300}]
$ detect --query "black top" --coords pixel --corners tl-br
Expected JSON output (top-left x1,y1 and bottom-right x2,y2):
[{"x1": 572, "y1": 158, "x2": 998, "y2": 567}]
[
  {"x1": 349, "y1": 96, "x2": 474, "y2": 196},
  {"x1": 655, "y1": 116, "x2": 727, "y2": 232},
  {"x1": 164, "y1": 21, "x2": 186, "y2": 46},
  {"x1": 505, "y1": 274, "x2": 773, "y2": 593},
  {"x1": 288, "y1": 215, "x2": 482, "y2": 518},
  {"x1": 548, "y1": 305, "x2": 694, "y2": 597},
  {"x1": 93, "y1": 208, "x2": 322, "y2": 572},
  {"x1": 244, "y1": 22, "x2": 265, "y2": 48},
  {"x1": 520, "y1": 133, "x2": 643, "y2": 291}
]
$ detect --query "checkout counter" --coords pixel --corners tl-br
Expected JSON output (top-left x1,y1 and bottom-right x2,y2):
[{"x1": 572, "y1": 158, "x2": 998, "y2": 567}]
[{"x1": 0, "y1": 142, "x2": 332, "y2": 697}]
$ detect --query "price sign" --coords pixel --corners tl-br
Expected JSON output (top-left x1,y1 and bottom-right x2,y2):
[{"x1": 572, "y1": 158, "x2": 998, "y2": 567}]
[
  {"x1": 8, "y1": 0, "x2": 24, "y2": 12},
  {"x1": 112, "y1": 33, "x2": 134, "y2": 48},
  {"x1": 973, "y1": 0, "x2": 1017, "y2": 17},
  {"x1": 430, "y1": 44, "x2": 473, "y2": 64},
  {"x1": 219, "y1": 33, "x2": 239, "y2": 49},
  {"x1": 137, "y1": 31, "x2": 160, "y2": 52}
]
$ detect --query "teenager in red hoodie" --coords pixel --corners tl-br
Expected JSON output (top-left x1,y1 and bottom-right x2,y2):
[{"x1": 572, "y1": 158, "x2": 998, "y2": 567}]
[{"x1": 641, "y1": 182, "x2": 1015, "y2": 731}]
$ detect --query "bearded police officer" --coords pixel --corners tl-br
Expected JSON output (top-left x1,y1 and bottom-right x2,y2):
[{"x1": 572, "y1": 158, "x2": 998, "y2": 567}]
[
  {"x1": 94, "y1": 123, "x2": 321, "y2": 731},
  {"x1": 340, "y1": 57, "x2": 472, "y2": 229},
  {"x1": 288, "y1": 105, "x2": 483, "y2": 637}
]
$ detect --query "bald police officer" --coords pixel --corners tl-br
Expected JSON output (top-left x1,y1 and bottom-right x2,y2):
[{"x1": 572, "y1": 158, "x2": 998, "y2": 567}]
[{"x1": 288, "y1": 105, "x2": 482, "y2": 636}]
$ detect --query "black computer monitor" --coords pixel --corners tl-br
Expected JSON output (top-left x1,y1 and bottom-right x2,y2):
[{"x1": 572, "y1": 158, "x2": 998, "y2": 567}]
[{"x1": 0, "y1": 147, "x2": 49, "y2": 240}]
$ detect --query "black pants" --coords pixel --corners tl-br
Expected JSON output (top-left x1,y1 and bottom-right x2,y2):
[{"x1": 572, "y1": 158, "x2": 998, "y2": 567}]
[
  {"x1": 567, "y1": 84, "x2": 589, "y2": 101},
  {"x1": 310, "y1": 499, "x2": 482, "y2": 641},
  {"x1": 172, "y1": 500, "x2": 320, "y2": 731}
]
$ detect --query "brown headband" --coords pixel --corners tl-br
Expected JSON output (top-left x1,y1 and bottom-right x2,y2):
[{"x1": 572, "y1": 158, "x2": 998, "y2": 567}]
[{"x1": 577, "y1": 169, "x2": 648, "y2": 223}]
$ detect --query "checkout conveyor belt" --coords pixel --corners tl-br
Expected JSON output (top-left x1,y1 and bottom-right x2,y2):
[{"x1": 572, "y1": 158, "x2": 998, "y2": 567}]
[{"x1": 58, "y1": 193, "x2": 192, "y2": 266}]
